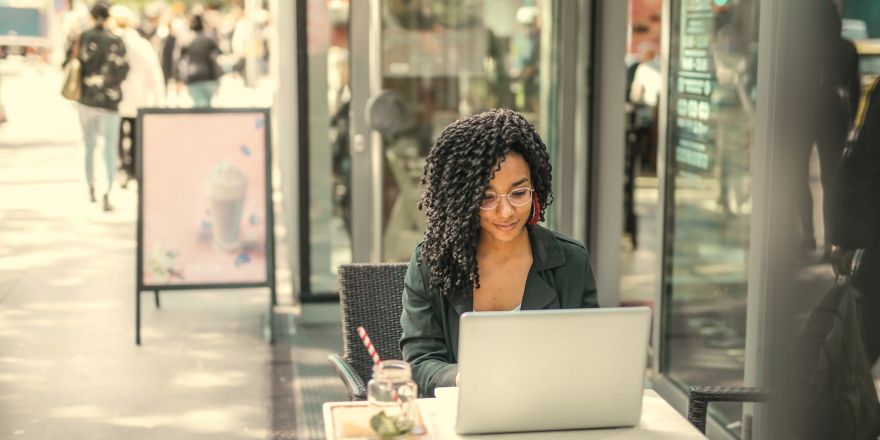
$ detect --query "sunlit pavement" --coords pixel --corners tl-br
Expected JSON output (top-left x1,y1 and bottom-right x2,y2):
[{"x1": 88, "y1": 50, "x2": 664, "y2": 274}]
[{"x1": 0, "y1": 61, "x2": 296, "y2": 439}]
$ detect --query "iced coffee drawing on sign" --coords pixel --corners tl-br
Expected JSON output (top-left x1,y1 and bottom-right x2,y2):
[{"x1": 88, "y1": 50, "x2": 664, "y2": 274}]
[{"x1": 205, "y1": 161, "x2": 249, "y2": 253}]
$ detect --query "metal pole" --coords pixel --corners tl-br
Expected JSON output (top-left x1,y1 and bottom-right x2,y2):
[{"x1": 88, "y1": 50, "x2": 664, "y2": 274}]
[
  {"x1": 268, "y1": 288, "x2": 276, "y2": 344},
  {"x1": 245, "y1": 0, "x2": 260, "y2": 88},
  {"x1": 136, "y1": 289, "x2": 141, "y2": 345}
]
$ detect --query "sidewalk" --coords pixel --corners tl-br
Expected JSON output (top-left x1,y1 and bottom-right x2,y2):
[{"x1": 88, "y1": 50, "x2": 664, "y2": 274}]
[{"x1": 0, "y1": 63, "x2": 346, "y2": 439}]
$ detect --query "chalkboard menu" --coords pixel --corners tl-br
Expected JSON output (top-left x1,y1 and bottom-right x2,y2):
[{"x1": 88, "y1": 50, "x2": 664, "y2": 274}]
[{"x1": 671, "y1": 0, "x2": 716, "y2": 173}]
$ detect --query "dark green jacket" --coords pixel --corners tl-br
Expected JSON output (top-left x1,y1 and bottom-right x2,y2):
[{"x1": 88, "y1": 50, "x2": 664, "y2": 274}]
[{"x1": 399, "y1": 225, "x2": 598, "y2": 397}]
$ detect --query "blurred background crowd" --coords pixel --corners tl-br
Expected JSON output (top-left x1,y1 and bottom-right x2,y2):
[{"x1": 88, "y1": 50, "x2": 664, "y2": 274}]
[{"x1": 0, "y1": 0, "x2": 272, "y2": 109}]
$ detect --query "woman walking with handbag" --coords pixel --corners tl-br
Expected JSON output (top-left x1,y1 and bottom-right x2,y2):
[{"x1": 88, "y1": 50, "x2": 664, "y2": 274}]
[{"x1": 68, "y1": 1, "x2": 130, "y2": 211}]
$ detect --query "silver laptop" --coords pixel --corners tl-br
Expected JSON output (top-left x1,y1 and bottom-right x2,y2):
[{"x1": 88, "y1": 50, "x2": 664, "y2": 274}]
[{"x1": 455, "y1": 307, "x2": 651, "y2": 435}]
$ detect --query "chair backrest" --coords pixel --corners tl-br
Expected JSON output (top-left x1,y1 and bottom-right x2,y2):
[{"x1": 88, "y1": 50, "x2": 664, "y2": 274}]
[{"x1": 338, "y1": 263, "x2": 409, "y2": 386}]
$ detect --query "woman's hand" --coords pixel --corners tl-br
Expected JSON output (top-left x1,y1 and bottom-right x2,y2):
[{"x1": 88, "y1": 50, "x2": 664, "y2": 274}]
[{"x1": 455, "y1": 372, "x2": 461, "y2": 386}]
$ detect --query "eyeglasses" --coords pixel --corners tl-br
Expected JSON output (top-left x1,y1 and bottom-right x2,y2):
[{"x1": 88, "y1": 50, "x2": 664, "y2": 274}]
[{"x1": 479, "y1": 187, "x2": 534, "y2": 210}]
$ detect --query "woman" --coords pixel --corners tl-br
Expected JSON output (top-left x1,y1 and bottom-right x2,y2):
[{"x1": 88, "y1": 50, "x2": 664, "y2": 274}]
[
  {"x1": 72, "y1": 0, "x2": 129, "y2": 211},
  {"x1": 400, "y1": 109, "x2": 598, "y2": 397},
  {"x1": 180, "y1": 15, "x2": 221, "y2": 108}
]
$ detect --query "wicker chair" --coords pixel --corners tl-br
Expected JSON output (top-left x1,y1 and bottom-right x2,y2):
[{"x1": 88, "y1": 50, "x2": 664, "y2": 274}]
[
  {"x1": 328, "y1": 263, "x2": 409, "y2": 400},
  {"x1": 687, "y1": 386, "x2": 770, "y2": 435}
]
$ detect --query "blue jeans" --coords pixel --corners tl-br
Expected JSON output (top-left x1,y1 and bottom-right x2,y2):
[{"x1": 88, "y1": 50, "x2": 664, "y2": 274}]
[
  {"x1": 188, "y1": 81, "x2": 218, "y2": 108},
  {"x1": 77, "y1": 104, "x2": 120, "y2": 194}
]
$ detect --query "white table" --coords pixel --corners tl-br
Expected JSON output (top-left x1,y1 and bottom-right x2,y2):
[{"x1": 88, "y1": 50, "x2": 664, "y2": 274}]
[{"x1": 323, "y1": 388, "x2": 706, "y2": 439}]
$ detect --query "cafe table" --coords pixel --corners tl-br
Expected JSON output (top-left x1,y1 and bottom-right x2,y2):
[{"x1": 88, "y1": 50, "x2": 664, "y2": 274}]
[{"x1": 323, "y1": 387, "x2": 706, "y2": 439}]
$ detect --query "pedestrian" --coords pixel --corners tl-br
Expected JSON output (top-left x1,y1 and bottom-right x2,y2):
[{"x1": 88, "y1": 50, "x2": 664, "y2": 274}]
[
  {"x1": 831, "y1": 75, "x2": 880, "y2": 364},
  {"x1": 158, "y1": 17, "x2": 179, "y2": 93},
  {"x1": 180, "y1": 15, "x2": 221, "y2": 108},
  {"x1": 71, "y1": 0, "x2": 130, "y2": 211},
  {"x1": 110, "y1": 5, "x2": 165, "y2": 188}
]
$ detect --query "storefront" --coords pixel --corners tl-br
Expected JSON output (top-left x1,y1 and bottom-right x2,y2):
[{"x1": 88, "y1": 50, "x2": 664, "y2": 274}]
[
  {"x1": 294, "y1": 0, "x2": 596, "y2": 300},
  {"x1": 270, "y1": 0, "x2": 878, "y2": 438},
  {"x1": 652, "y1": 0, "x2": 880, "y2": 438}
]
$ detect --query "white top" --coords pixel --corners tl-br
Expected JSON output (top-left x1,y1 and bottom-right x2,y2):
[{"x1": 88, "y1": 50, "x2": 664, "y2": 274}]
[
  {"x1": 473, "y1": 303, "x2": 521, "y2": 312},
  {"x1": 118, "y1": 28, "x2": 165, "y2": 118},
  {"x1": 630, "y1": 58, "x2": 662, "y2": 107}
]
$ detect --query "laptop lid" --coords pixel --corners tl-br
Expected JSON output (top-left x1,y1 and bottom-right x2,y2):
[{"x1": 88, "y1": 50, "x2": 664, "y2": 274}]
[{"x1": 455, "y1": 307, "x2": 651, "y2": 435}]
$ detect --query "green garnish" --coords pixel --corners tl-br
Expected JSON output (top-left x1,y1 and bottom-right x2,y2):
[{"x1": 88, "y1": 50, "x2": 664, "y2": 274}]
[{"x1": 369, "y1": 410, "x2": 415, "y2": 437}]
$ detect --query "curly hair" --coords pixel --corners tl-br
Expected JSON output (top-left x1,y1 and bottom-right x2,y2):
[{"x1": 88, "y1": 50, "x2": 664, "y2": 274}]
[{"x1": 418, "y1": 108, "x2": 553, "y2": 299}]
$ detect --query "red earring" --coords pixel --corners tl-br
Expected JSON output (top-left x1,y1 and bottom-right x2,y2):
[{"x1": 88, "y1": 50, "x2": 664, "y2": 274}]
[{"x1": 528, "y1": 193, "x2": 541, "y2": 225}]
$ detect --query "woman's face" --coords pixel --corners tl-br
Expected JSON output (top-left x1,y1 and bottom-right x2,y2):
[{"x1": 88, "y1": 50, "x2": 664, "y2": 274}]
[{"x1": 478, "y1": 152, "x2": 534, "y2": 246}]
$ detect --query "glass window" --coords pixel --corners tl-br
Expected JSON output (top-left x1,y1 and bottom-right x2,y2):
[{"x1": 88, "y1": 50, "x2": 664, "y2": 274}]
[
  {"x1": 376, "y1": 0, "x2": 561, "y2": 261},
  {"x1": 661, "y1": 0, "x2": 760, "y2": 435},
  {"x1": 620, "y1": 0, "x2": 662, "y2": 310},
  {"x1": 302, "y1": 0, "x2": 563, "y2": 289},
  {"x1": 304, "y1": 0, "x2": 353, "y2": 294}
]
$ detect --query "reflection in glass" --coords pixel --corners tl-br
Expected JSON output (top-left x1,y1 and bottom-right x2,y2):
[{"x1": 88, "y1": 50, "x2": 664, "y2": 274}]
[
  {"x1": 306, "y1": 0, "x2": 353, "y2": 293},
  {"x1": 620, "y1": 0, "x2": 662, "y2": 311},
  {"x1": 801, "y1": 1, "x2": 880, "y2": 420},
  {"x1": 662, "y1": 0, "x2": 760, "y2": 434},
  {"x1": 842, "y1": 1, "x2": 880, "y2": 401},
  {"x1": 377, "y1": 0, "x2": 559, "y2": 262}
]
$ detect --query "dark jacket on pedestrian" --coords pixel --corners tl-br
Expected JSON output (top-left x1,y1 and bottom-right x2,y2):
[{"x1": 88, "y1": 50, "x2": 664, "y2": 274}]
[
  {"x1": 790, "y1": 282, "x2": 880, "y2": 439},
  {"x1": 76, "y1": 26, "x2": 129, "y2": 111},
  {"x1": 399, "y1": 225, "x2": 599, "y2": 397},
  {"x1": 160, "y1": 34, "x2": 178, "y2": 83},
  {"x1": 834, "y1": 75, "x2": 880, "y2": 368},
  {"x1": 180, "y1": 33, "x2": 221, "y2": 85},
  {"x1": 835, "y1": 77, "x2": 880, "y2": 251}
]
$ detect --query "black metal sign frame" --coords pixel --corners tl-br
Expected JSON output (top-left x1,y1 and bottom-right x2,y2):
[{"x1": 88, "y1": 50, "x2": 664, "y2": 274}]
[{"x1": 135, "y1": 107, "x2": 276, "y2": 345}]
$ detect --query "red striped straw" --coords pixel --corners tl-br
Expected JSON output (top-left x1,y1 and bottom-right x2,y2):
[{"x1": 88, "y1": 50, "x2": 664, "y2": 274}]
[
  {"x1": 357, "y1": 326, "x2": 409, "y2": 416},
  {"x1": 357, "y1": 326, "x2": 382, "y2": 367}
]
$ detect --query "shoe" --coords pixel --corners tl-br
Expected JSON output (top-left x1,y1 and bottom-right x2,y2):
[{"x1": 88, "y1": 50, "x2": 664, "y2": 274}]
[
  {"x1": 103, "y1": 194, "x2": 113, "y2": 212},
  {"x1": 89, "y1": 187, "x2": 96, "y2": 203}
]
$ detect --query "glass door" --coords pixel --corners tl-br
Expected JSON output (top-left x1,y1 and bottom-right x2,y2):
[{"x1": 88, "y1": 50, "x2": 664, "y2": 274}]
[
  {"x1": 300, "y1": 0, "x2": 571, "y2": 298},
  {"x1": 658, "y1": 0, "x2": 761, "y2": 436},
  {"x1": 349, "y1": 0, "x2": 563, "y2": 264},
  {"x1": 299, "y1": 0, "x2": 354, "y2": 298}
]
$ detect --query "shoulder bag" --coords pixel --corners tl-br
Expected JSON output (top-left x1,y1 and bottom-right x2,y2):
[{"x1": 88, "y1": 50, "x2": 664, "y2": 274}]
[{"x1": 61, "y1": 35, "x2": 82, "y2": 101}]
